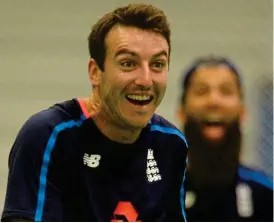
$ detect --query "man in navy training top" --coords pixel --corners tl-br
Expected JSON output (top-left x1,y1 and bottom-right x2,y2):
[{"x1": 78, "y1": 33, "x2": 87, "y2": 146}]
[
  {"x1": 176, "y1": 55, "x2": 273, "y2": 221},
  {"x1": 1, "y1": 3, "x2": 188, "y2": 222}
]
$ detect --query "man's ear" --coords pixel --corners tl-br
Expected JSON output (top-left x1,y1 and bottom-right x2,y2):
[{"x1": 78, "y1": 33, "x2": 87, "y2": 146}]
[{"x1": 88, "y1": 59, "x2": 102, "y2": 86}]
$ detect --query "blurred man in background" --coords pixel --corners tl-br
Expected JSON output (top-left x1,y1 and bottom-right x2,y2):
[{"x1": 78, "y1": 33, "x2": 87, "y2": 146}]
[{"x1": 177, "y1": 56, "x2": 273, "y2": 221}]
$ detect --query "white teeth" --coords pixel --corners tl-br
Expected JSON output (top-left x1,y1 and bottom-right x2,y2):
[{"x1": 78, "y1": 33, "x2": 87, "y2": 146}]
[{"x1": 127, "y1": 94, "x2": 151, "y2": 101}]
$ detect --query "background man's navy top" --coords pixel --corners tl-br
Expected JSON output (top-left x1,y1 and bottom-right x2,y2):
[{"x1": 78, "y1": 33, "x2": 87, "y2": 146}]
[{"x1": 183, "y1": 166, "x2": 273, "y2": 221}]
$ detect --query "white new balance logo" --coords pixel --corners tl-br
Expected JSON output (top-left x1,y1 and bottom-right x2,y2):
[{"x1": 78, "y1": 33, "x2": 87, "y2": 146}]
[
  {"x1": 83, "y1": 153, "x2": 101, "y2": 168},
  {"x1": 146, "y1": 149, "x2": 161, "y2": 182}
]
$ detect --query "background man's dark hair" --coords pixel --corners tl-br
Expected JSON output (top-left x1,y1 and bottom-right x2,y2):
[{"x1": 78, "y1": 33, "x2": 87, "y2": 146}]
[
  {"x1": 180, "y1": 55, "x2": 243, "y2": 104},
  {"x1": 88, "y1": 3, "x2": 171, "y2": 71}
]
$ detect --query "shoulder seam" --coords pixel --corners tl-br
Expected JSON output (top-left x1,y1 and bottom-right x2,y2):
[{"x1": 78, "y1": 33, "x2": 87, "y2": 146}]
[
  {"x1": 238, "y1": 167, "x2": 273, "y2": 190},
  {"x1": 150, "y1": 124, "x2": 188, "y2": 148}
]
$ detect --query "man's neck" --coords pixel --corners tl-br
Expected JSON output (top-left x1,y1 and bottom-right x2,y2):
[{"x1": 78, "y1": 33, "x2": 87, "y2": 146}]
[{"x1": 83, "y1": 97, "x2": 142, "y2": 144}]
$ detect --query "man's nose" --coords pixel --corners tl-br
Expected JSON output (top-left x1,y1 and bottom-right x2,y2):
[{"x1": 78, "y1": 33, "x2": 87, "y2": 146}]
[
  {"x1": 207, "y1": 90, "x2": 224, "y2": 106},
  {"x1": 134, "y1": 65, "x2": 153, "y2": 89}
]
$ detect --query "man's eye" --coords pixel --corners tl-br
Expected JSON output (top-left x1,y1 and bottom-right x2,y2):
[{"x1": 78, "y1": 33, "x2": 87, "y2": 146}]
[
  {"x1": 195, "y1": 87, "x2": 208, "y2": 95},
  {"x1": 221, "y1": 87, "x2": 234, "y2": 96},
  {"x1": 121, "y1": 61, "x2": 136, "y2": 67},
  {"x1": 151, "y1": 61, "x2": 167, "y2": 70}
]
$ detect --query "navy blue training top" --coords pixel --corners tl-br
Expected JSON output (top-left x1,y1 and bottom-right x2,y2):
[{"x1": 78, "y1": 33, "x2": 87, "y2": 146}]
[
  {"x1": 183, "y1": 165, "x2": 273, "y2": 222},
  {"x1": 1, "y1": 98, "x2": 188, "y2": 222}
]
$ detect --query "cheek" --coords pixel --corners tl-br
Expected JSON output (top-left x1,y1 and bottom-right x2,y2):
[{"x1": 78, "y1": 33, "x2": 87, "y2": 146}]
[
  {"x1": 158, "y1": 71, "x2": 168, "y2": 83},
  {"x1": 225, "y1": 104, "x2": 243, "y2": 118},
  {"x1": 104, "y1": 67, "x2": 133, "y2": 88},
  {"x1": 100, "y1": 71, "x2": 119, "y2": 93},
  {"x1": 185, "y1": 97, "x2": 206, "y2": 112},
  {"x1": 153, "y1": 73, "x2": 168, "y2": 91},
  {"x1": 221, "y1": 97, "x2": 242, "y2": 112}
]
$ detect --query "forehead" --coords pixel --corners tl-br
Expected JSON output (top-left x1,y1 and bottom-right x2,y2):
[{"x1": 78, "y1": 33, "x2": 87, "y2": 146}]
[
  {"x1": 190, "y1": 65, "x2": 239, "y2": 86},
  {"x1": 105, "y1": 24, "x2": 169, "y2": 57}
]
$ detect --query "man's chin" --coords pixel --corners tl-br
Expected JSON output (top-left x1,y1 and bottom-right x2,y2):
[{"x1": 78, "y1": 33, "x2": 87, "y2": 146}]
[
  {"x1": 184, "y1": 117, "x2": 242, "y2": 188},
  {"x1": 123, "y1": 116, "x2": 150, "y2": 129}
]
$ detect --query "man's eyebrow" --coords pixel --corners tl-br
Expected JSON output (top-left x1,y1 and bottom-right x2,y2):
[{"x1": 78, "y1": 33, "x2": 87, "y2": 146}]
[
  {"x1": 220, "y1": 82, "x2": 238, "y2": 87},
  {"x1": 114, "y1": 49, "x2": 168, "y2": 59},
  {"x1": 192, "y1": 81, "x2": 208, "y2": 87},
  {"x1": 114, "y1": 49, "x2": 137, "y2": 58},
  {"x1": 152, "y1": 50, "x2": 168, "y2": 59}
]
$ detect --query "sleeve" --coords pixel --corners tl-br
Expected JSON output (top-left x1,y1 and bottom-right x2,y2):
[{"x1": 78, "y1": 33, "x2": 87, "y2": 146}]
[
  {"x1": 167, "y1": 132, "x2": 188, "y2": 222},
  {"x1": 1, "y1": 114, "x2": 63, "y2": 222},
  {"x1": 178, "y1": 135, "x2": 188, "y2": 222}
]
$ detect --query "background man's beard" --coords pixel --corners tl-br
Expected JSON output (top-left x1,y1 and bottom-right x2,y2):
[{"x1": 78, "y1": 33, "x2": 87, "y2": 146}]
[{"x1": 183, "y1": 116, "x2": 241, "y2": 189}]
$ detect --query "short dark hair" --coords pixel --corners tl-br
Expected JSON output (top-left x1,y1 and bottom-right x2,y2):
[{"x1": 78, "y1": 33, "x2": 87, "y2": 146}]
[
  {"x1": 180, "y1": 55, "x2": 243, "y2": 104},
  {"x1": 88, "y1": 3, "x2": 171, "y2": 71}
]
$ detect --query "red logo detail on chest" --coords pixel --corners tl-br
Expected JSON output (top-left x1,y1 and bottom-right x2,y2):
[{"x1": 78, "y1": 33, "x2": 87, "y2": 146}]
[{"x1": 111, "y1": 201, "x2": 141, "y2": 222}]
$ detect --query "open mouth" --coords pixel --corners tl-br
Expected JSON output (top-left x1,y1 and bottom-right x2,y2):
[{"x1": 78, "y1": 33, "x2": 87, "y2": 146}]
[
  {"x1": 126, "y1": 94, "x2": 154, "y2": 106},
  {"x1": 201, "y1": 119, "x2": 226, "y2": 140}
]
